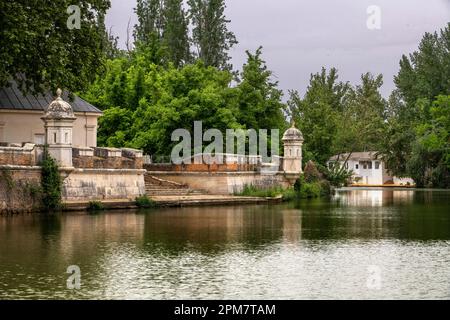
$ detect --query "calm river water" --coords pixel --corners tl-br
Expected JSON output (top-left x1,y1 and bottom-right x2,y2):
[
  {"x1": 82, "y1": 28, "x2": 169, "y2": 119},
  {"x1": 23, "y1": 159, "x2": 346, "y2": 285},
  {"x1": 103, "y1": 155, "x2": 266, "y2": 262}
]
[{"x1": 0, "y1": 188, "x2": 449, "y2": 299}]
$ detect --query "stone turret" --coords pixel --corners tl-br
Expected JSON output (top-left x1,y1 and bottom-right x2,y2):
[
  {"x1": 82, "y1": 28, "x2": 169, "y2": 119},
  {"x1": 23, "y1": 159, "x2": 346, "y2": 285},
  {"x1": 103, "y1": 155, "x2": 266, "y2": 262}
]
[
  {"x1": 282, "y1": 121, "x2": 304, "y2": 174},
  {"x1": 41, "y1": 89, "x2": 76, "y2": 168}
]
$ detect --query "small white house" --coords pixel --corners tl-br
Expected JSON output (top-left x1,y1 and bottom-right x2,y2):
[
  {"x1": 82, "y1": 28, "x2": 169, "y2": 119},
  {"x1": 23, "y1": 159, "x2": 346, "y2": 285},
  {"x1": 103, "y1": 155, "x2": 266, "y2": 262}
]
[{"x1": 328, "y1": 152, "x2": 414, "y2": 186}]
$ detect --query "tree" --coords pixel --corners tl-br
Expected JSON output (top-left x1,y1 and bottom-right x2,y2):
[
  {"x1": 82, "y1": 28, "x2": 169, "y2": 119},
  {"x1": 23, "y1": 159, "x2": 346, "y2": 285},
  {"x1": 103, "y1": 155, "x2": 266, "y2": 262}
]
[
  {"x1": 394, "y1": 23, "x2": 450, "y2": 108},
  {"x1": 188, "y1": 0, "x2": 237, "y2": 70},
  {"x1": 162, "y1": 0, "x2": 192, "y2": 67},
  {"x1": 335, "y1": 72, "x2": 387, "y2": 153},
  {"x1": 237, "y1": 47, "x2": 287, "y2": 132},
  {"x1": 133, "y1": 0, "x2": 165, "y2": 44},
  {"x1": 0, "y1": 0, "x2": 111, "y2": 94},
  {"x1": 380, "y1": 24, "x2": 450, "y2": 187},
  {"x1": 288, "y1": 67, "x2": 350, "y2": 165}
]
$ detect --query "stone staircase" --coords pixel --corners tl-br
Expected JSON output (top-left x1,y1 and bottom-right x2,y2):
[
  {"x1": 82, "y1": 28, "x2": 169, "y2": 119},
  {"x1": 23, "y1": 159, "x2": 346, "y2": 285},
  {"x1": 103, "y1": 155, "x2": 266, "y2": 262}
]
[{"x1": 145, "y1": 174, "x2": 207, "y2": 197}]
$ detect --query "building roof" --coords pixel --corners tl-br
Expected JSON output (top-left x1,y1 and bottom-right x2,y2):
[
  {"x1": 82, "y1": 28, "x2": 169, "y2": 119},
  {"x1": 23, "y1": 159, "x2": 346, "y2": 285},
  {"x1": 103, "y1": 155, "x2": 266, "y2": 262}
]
[
  {"x1": 0, "y1": 81, "x2": 102, "y2": 114},
  {"x1": 329, "y1": 151, "x2": 382, "y2": 162}
]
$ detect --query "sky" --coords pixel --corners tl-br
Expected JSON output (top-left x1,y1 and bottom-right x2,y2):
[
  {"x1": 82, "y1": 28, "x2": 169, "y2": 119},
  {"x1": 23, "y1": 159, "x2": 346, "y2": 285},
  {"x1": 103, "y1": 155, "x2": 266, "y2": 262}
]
[{"x1": 106, "y1": 0, "x2": 450, "y2": 98}]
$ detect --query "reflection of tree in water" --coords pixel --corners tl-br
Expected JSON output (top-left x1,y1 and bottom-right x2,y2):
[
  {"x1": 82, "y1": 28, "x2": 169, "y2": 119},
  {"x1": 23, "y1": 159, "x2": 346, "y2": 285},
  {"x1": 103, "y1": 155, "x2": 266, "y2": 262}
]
[
  {"x1": 292, "y1": 190, "x2": 450, "y2": 241},
  {"x1": 142, "y1": 205, "x2": 284, "y2": 254}
]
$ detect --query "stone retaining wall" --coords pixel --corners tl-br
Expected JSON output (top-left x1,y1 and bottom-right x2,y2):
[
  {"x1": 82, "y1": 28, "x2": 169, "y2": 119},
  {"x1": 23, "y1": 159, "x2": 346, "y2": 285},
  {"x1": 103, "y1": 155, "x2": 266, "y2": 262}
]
[
  {"x1": 62, "y1": 168, "x2": 146, "y2": 201},
  {"x1": 0, "y1": 166, "x2": 42, "y2": 212},
  {"x1": 147, "y1": 171, "x2": 290, "y2": 195}
]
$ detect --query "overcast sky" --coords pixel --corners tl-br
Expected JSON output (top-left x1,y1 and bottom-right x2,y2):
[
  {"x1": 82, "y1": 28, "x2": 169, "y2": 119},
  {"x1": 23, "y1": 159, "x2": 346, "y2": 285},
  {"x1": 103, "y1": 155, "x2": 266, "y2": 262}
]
[{"x1": 106, "y1": 0, "x2": 450, "y2": 98}]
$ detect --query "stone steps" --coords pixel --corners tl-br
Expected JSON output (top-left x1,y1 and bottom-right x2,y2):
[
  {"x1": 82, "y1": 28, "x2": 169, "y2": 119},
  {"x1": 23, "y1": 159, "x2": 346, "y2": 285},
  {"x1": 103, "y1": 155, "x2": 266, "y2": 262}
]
[{"x1": 144, "y1": 174, "x2": 207, "y2": 196}]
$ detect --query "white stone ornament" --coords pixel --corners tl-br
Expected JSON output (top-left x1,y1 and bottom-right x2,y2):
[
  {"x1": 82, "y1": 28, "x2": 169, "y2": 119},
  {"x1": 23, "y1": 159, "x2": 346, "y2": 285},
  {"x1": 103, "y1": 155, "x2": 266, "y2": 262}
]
[{"x1": 43, "y1": 88, "x2": 76, "y2": 119}]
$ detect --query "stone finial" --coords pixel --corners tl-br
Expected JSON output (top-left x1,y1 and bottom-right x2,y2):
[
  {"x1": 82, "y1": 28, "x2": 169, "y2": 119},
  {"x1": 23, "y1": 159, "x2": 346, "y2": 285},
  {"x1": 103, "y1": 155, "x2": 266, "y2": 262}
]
[
  {"x1": 42, "y1": 88, "x2": 75, "y2": 119},
  {"x1": 282, "y1": 121, "x2": 303, "y2": 142}
]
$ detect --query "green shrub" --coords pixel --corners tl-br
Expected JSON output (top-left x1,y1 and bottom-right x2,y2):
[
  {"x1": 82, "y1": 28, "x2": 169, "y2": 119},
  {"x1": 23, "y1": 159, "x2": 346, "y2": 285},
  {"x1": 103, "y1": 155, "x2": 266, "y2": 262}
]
[
  {"x1": 237, "y1": 184, "x2": 285, "y2": 198},
  {"x1": 303, "y1": 160, "x2": 322, "y2": 183},
  {"x1": 135, "y1": 195, "x2": 156, "y2": 208},
  {"x1": 87, "y1": 201, "x2": 105, "y2": 212},
  {"x1": 41, "y1": 148, "x2": 62, "y2": 211}
]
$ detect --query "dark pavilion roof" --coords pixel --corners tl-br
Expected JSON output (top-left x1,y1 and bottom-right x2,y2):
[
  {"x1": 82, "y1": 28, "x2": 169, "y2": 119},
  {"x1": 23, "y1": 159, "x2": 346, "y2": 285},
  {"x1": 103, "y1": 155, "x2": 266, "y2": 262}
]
[{"x1": 0, "y1": 81, "x2": 102, "y2": 114}]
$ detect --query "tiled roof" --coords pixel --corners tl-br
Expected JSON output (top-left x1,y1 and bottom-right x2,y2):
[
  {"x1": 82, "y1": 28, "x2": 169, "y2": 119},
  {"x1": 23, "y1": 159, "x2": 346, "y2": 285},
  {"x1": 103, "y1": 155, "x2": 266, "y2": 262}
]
[
  {"x1": 329, "y1": 151, "x2": 382, "y2": 162},
  {"x1": 0, "y1": 81, "x2": 102, "y2": 114}
]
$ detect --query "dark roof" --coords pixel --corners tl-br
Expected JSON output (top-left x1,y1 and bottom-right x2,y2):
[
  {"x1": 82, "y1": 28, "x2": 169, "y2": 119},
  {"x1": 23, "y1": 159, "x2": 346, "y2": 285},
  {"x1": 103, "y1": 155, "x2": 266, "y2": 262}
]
[
  {"x1": 0, "y1": 81, "x2": 102, "y2": 114},
  {"x1": 329, "y1": 151, "x2": 382, "y2": 162}
]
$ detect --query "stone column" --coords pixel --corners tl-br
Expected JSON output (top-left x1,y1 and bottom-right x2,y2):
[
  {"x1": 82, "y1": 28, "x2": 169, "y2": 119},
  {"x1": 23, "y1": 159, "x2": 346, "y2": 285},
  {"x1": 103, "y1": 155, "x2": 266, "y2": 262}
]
[
  {"x1": 41, "y1": 89, "x2": 76, "y2": 168},
  {"x1": 282, "y1": 122, "x2": 304, "y2": 174}
]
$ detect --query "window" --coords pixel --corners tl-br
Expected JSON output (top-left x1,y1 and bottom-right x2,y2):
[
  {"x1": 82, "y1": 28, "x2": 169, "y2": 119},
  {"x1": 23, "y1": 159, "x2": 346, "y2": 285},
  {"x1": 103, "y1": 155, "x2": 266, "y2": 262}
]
[
  {"x1": 355, "y1": 164, "x2": 359, "y2": 170},
  {"x1": 65, "y1": 132, "x2": 68, "y2": 143},
  {"x1": 375, "y1": 161, "x2": 380, "y2": 169},
  {"x1": 53, "y1": 132, "x2": 57, "y2": 143},
  {"x1": 368, "y1": 161, "x2": 372, "y2": 169}
]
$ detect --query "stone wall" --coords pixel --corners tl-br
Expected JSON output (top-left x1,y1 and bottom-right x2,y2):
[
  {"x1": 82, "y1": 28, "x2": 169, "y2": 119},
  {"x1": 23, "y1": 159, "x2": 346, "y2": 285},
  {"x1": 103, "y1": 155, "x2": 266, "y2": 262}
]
[
  {"x1": 144, "y1": 162, "x2": 259, "y2": 172},
  {"x1": 73, "y1": 147, "x2": 143, "y2": 169},
  {"x1": 0, "y1": 166, "x2": 42, "y2": 213},
  {"x1": 62, "y1": 168, "x2": 146, "y2": 201},
  {"x1": 147, "y1": 171, "x2": 290, "y2": 195},
  {"x1": 0, "y1": 143, "x2": 39, "y2": 166}
]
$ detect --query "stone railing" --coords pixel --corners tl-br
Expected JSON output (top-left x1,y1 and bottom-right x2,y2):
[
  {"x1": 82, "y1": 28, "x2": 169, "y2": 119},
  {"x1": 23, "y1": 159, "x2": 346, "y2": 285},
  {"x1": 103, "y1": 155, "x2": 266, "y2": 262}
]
[
  {"x1": 0, "y1": 143, "x2": 42, "y2": 166},
  {"x1": 72, "y1": 147, "x2": 143, "y2": 169},
  {"x1": 144, "y1": 153, "x2": 283, "y2": 173}
]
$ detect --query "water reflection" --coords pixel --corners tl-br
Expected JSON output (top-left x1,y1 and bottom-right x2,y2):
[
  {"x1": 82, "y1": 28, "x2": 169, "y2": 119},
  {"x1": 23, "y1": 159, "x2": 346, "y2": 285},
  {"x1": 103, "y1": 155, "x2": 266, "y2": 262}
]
[{"x1": 0, "y1": 189, "x2": 449, "y2": 299}]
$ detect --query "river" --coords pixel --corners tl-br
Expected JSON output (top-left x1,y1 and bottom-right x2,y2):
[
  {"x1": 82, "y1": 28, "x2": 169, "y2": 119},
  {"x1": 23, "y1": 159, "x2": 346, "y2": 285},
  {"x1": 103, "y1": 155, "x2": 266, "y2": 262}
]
[{"x1": 0, "y1": 188, "x2": 449, "y2": 299}]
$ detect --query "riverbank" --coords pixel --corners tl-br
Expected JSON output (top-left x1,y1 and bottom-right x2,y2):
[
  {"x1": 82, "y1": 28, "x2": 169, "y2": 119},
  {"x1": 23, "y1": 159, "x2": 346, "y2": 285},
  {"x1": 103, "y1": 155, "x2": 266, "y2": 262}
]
[{"x1": 62, "y1": 194, "x2": 282, "y2": 211}]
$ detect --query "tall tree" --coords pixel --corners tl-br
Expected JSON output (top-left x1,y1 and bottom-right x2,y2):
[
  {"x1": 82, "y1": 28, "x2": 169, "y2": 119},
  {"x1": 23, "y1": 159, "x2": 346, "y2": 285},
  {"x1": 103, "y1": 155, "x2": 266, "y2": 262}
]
[
  {"x1": 188, "y1": 0, "x2": 237, "y2": 70},
  {"x1": 394, "y1": 23, "x2": 450, "y2": 108},
  {"x1": 336, "y1": 73, "x2": 387, "y2": 153},
  {"x1": 133, "y1": 0, "x2": 164, "y2": 44},
  {"x1": 288, "y1": 67, "x2": 350, "y2": 164},
  {"x1": 162, "y1": 0, "x2": 191, "y2": 67},
  {"x1": 237, "y1": 47, "x2": 286, "y2": 132},
  {"x1": 380, "y1": 24, "x2": 450, "y2": 187},
  {"x1": 0, "y1": 0, "x2": 111, "y2": 94}
]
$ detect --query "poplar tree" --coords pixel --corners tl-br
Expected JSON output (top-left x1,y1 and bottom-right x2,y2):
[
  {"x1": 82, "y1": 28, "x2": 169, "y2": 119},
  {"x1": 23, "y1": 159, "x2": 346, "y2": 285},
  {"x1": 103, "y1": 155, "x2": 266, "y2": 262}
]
[
  {"x1": 188, "y1": 0, "x2": 237, "y2": 70},
  {"x1": 162, "y1": 0, "x2": 191, "y2": 67}
]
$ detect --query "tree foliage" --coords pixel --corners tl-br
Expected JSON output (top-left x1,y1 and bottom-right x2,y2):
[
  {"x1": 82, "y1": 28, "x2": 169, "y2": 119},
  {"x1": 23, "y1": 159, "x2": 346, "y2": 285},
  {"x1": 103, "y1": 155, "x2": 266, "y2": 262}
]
[
  {"x1": 82, "y1": 47, "x2": 286, "y2": 157},
  {"x1": 0, "y1": 0, "x2": 111, "y2": 94},
  {"x1": 188, "y1": 0, "x2": 237, "y2": 70}
]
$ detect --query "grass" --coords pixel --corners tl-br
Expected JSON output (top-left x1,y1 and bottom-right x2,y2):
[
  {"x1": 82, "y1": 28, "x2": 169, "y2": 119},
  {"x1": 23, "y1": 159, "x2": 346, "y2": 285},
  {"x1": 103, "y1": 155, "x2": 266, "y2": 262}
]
[
  {"x1": 87, "y1": 200, "x2": 105, "y2": 212},
  {"x1": 135, "y1": 195, "x2": 157, "y2": 208}
]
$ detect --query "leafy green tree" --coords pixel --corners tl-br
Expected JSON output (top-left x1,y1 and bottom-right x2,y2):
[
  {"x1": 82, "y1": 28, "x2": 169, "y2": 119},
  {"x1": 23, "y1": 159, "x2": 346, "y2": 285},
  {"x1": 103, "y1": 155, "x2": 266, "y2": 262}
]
[
  {"x1": 288, "y1": 67, "x2": 350, "y2": 164},
  {"x1": 380, "y1": 24, "x2": 450, "y2": 187},
  {"x1": 134, "y1": 0, "x2": 165, "y2": 43},
  {"x1": 406, "y1": 96, "x2": 450, "y2": 187},
  {"x1": 237, "y1": 47, "x2": 287, "y2": 132},
  {"x1": 188, "y1": 0, "x2": 237, "y2": 70},
  {"x1": 394, "y1": 23, "x2": 450, "y2": 108},
  {"x1": 0, "y1": 0, "x2": 111, "y2": 94},
  {"x1": 162, "y1": 0, "x2": 192, "y2": 67},
  {"x1": 335, "y1": 72, "x2": 387, "y2": 153}
]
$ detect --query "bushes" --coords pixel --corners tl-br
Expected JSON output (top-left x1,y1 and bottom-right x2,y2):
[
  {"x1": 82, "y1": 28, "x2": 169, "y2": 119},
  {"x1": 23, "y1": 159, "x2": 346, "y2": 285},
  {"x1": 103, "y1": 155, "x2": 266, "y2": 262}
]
[
  {"x1": 87, "y1": 201, "x2": 105, "y2": 212},
  {"x1": 237, "y1": 184, "x2": 285, "y2": 198},
  {"x1": 41, "y1": 148, "x2": 62, "y2": 211},
  {"x1": 135, "y1": 195, "x2": 157, "y2": 208}
]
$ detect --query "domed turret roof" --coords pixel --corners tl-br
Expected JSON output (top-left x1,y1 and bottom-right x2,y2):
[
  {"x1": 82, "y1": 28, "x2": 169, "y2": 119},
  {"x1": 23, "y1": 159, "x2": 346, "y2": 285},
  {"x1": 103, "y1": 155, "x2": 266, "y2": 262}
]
[
  {"x1": 282, "y1": 121, "x2": 303, "y2": 141},
  {"x1": 42, "y1": 88, "x2": 75, "y2": 119}
]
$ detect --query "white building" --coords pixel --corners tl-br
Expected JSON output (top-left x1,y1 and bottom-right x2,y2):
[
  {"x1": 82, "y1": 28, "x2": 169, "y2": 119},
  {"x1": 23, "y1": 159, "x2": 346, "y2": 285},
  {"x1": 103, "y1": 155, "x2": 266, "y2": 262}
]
[
  {"x1": 328, "y1": 151, "x2": 414, "y2": 186},
  {"x1": 0, "y1": 81, "x2": 102, "y2": 147}
]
